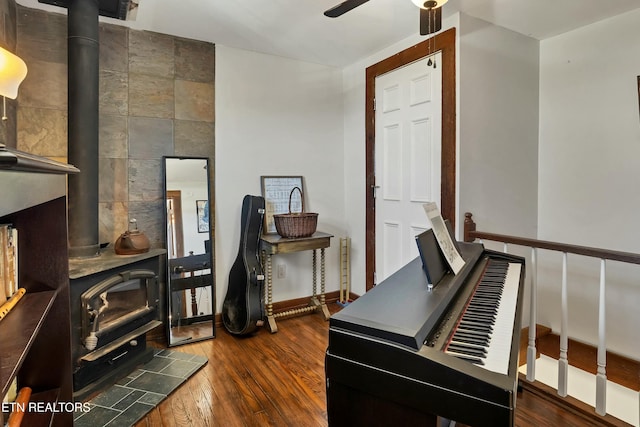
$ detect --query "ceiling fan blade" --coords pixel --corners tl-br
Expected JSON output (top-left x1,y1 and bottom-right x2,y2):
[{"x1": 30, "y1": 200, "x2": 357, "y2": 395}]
[
  {"x1": 419, "y1": 7, "x2": 442, "y2": 35},
  {"x1": 324, "y1": 0, "x2": 370, "y2": 18}
]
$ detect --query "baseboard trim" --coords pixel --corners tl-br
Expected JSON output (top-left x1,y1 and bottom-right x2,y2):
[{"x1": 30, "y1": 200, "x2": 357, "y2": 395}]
[{"x1": 518, "y1": 373, "x2": 632, "y2": 427}]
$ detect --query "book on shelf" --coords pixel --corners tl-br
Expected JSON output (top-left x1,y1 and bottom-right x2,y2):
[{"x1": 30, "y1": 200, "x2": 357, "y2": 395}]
[{"x1": 0, "y1": 225, "x2": 18, "y2": 303}]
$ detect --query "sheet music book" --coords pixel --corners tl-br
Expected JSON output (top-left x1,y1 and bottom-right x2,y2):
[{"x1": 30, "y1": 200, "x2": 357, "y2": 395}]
[{"x1": 423, "y1": 202, "x2": 465, "y2": 274}]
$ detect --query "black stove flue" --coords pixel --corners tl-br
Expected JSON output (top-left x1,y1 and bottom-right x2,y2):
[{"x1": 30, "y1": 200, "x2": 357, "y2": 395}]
[{"x1": 67, "y1": 0, "x2": 100, "y2": 259}]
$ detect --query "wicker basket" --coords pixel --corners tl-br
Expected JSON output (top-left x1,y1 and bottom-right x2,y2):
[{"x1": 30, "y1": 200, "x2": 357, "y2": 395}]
[{"x1": 273, "y1": 186, "x2": 318, "y2": 238}]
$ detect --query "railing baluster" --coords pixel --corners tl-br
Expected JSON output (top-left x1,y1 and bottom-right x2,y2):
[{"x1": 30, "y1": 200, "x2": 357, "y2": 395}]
[
  {"x1": 596, "y1": 259, "x2": 607, "y2": 416},
  {"x1": 526, "y1": 247, "x2": 537, "y2": 382},
  {"x1": 558, "y1": 252, "x2": 569, "y2": 397}
]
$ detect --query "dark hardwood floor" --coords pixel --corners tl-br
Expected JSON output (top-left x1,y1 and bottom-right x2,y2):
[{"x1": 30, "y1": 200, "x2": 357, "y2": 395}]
[{"x1": 134, "y1": 304, "x2": 623, "y2": 427}]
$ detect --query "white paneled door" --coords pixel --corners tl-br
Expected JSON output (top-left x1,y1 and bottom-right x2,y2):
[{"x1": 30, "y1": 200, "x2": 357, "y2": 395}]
[{"x1": 375, "y1": 53, "x2": 442, "y2": 283}]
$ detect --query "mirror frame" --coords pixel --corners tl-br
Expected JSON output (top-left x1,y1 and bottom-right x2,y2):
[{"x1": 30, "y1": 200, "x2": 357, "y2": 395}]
[{"x1": 162, "y1": 156, "x2": 215, "y2": 346}]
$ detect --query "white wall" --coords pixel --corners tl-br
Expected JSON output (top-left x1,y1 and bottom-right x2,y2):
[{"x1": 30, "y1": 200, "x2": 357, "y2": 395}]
[
  {"x1": 538, "y1": 9, "x2": 640, "y2": 358},
  {"x1": 215, "y1": 45, "x2": 344, "y2": 313},
  {"x1": 458, "y1": 13, "x2": 539, "y2": 240}
]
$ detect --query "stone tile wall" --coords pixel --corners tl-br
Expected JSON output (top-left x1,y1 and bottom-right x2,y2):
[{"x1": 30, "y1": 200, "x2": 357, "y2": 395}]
[{"x1": 13, "y1": 5, "x2": 215, "y2": 249}]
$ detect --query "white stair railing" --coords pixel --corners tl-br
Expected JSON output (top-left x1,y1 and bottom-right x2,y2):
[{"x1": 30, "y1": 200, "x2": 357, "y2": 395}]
[{"x1": 464, "y1": 212, "x2": 640, "y2": 422}]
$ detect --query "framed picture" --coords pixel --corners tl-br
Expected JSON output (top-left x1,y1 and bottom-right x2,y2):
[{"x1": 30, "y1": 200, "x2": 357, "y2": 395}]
[
  {"x1": 196, "y1": 200, "x2": 209, "y2": 233},
  {"x1": 260, "y1": 176, "x2": 304, "y2": 234}
]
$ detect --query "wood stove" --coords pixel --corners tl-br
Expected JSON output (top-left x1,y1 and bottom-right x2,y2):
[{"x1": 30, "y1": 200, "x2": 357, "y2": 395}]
[{"x1": 69, "y1": 249, "x2": 165, "y2": 400}]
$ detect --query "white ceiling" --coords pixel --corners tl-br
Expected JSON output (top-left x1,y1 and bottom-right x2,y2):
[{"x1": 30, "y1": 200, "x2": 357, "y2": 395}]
[{"x1": 16, "y1": 0, "x2": 640, "y2": 67}]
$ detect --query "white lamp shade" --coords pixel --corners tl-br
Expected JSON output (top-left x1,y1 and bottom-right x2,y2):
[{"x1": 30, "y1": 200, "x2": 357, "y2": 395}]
[
  {"x1": 0, "y1": 47, "x2": 27, "y2": 99},
  {"x1": 411, "y1": 0, "x2": 449, "y2": 9}
]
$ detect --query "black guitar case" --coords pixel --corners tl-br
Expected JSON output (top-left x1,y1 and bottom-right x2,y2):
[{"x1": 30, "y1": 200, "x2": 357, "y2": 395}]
[{"x1": 222, "y1": 195, "x2": 266, "y2": 335}]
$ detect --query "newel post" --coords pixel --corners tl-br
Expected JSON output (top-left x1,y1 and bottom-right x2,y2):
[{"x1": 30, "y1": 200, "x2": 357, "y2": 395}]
[{"x1": 464, "y1": 212, "x2": 476, "y2": 242}]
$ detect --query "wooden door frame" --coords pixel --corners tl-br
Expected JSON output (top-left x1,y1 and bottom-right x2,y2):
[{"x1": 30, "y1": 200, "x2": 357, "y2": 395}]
[
  {"x1": 366, "y1": 27, "x2": 456, "y2": 291},
  {"x1": 167, "y1": 190, "x2": 185, "y2": 259}
]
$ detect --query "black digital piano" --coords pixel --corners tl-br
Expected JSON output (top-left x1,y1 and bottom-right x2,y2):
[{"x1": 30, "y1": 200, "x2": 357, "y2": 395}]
[{"x1": 325, "y1": 237, "x2": 525, "y2": 427}]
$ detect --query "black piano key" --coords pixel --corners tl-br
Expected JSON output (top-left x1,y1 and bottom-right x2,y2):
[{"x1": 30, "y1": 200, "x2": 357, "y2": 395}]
[
  {"x1": 451, "y1": 338, "x2": 490, "y2": 349},
  {"x1": 451, "y1": 334, "x2": 489, "y2": 346},
  {"x1": 448, "y1": 339, "x2": 487, "y2": 352},
  {"x1": 462, "y1": 314, "x2": 495, "y2": 325},
  {"x1": 462, "y1": 308, "x2": 495, "y2": 318},
  {"x1": 469, "y1": 297, "x2": 499, "y2": 305},
  {"x1": 476, "y1": 286, "x2": 502, "y2": 292},
  {"x1": 477, "y1": 296, "x2": 500, "y2": 302},
  {"x1": 453, "y1": 327, "x2": 489, "y2": 338},
  {"x1": 479, "y1": 281, "x2": 504, "y2": 286},
  {"x1": 465, "y1": 307, "x2": 497, "y2": 316},
  {"x1": 447, "y1": 344, "x2": 486, "y2": 358},
  {"x1": 472, "y1": 296, "x2": 500, "y2": 304},
  {"x1": 483, "y1": 273, "x2": 506, "y2": 279},
  {"x1": 471, "y1": 294, "x2": 500, "y2": 301},
  {"x1": 458, "y1": 320, "x2": 493, "y2": 333},
  {"x1": 454, "y1": 334, "x2": 490, "y2": 346},
  {"x1": 480, "y1": 280, "x2": 504, "y2": 286},
  {"x1": 444, "y1": 350, "x2": 485, "y2": 365},
  {"x1": 478, "y1": 289, "x2": 502, "y2": 295},
  {"x1": 467, "y1": 302, "x2": 497, "y2": 309},
  {"x1": 462, "y1": 309, "x2": 494, "y2": 318},
  {"x1": 476, "y1": 285, "x2": 503, "y2": 291},
  {"x1": 467, "y1": 307, "x2": 496, "y2": 317}
]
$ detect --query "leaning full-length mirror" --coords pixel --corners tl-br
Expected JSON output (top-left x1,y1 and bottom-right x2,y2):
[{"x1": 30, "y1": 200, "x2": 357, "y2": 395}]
[{"x1": 163, "y1": 156, "x2": 215, "y2": 346}]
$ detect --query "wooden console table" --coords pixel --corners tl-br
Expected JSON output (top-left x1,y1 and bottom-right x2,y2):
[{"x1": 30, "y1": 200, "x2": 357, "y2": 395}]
[{"x1": 260, "y1": 231, "x2": 333, "y2": 333}]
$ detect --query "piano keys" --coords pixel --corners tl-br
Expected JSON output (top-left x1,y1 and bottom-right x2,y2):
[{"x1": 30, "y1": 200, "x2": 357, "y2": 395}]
[
  {"x1": 325, "y1": 242, "x2": 525, "y2": 427},
  {"x1": 440, "y1": 259, "x2": 522, "y2": 374}
]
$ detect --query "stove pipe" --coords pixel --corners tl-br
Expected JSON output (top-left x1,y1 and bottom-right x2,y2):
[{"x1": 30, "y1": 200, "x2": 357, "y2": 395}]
[{"x1": 67, "y1": 0, "x2": 100, "y2": 258}]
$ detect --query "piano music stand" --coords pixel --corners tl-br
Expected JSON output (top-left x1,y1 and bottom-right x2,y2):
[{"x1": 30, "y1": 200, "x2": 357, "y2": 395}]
[
  {"x1": 415, "y1": 220, "x2": 459, "y2": 290},
  {"x1": 416, "y1": 228, "x2": 448, "y2": 290}
]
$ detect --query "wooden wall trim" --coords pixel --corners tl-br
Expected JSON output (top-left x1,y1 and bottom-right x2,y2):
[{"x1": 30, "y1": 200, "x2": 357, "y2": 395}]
[{"x1": 365, "y1": 28, "x2": 457, "y2": 291}]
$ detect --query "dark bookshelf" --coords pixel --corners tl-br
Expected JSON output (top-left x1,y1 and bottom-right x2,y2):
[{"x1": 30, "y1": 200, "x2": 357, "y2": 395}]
[{"x1": 0, "y1": 157, "x2": 77, "y2": 427}]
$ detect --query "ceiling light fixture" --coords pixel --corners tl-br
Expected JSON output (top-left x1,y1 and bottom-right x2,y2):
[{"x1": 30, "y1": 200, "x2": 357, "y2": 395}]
[
  {"x1": 411, "y1": 0, "x2": 448, "y2": 9},
  {"x1": 415, "y1": 0, "x2": 448, "y2": 68}
]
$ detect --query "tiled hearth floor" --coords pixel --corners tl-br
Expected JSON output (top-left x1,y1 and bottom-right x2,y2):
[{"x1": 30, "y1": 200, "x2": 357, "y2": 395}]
[{"x1": 74, "y1": 349, "x2": 207, "y2": 427}]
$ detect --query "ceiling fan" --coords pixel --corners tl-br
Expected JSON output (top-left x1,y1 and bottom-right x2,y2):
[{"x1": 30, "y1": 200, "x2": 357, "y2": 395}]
[{"x1": 324, "y1": 0, "x2": 447, "y2": 35}]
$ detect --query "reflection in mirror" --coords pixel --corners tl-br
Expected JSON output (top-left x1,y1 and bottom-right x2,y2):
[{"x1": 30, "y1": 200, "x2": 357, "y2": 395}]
[{"x1": 163, "y1": 156, "x2": 215, "y2": 346}]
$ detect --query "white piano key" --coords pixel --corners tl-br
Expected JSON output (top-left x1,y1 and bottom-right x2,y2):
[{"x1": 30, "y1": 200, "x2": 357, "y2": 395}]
[{"x1": 477, "y1": 262, "x2": 521, "y2": 375}]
